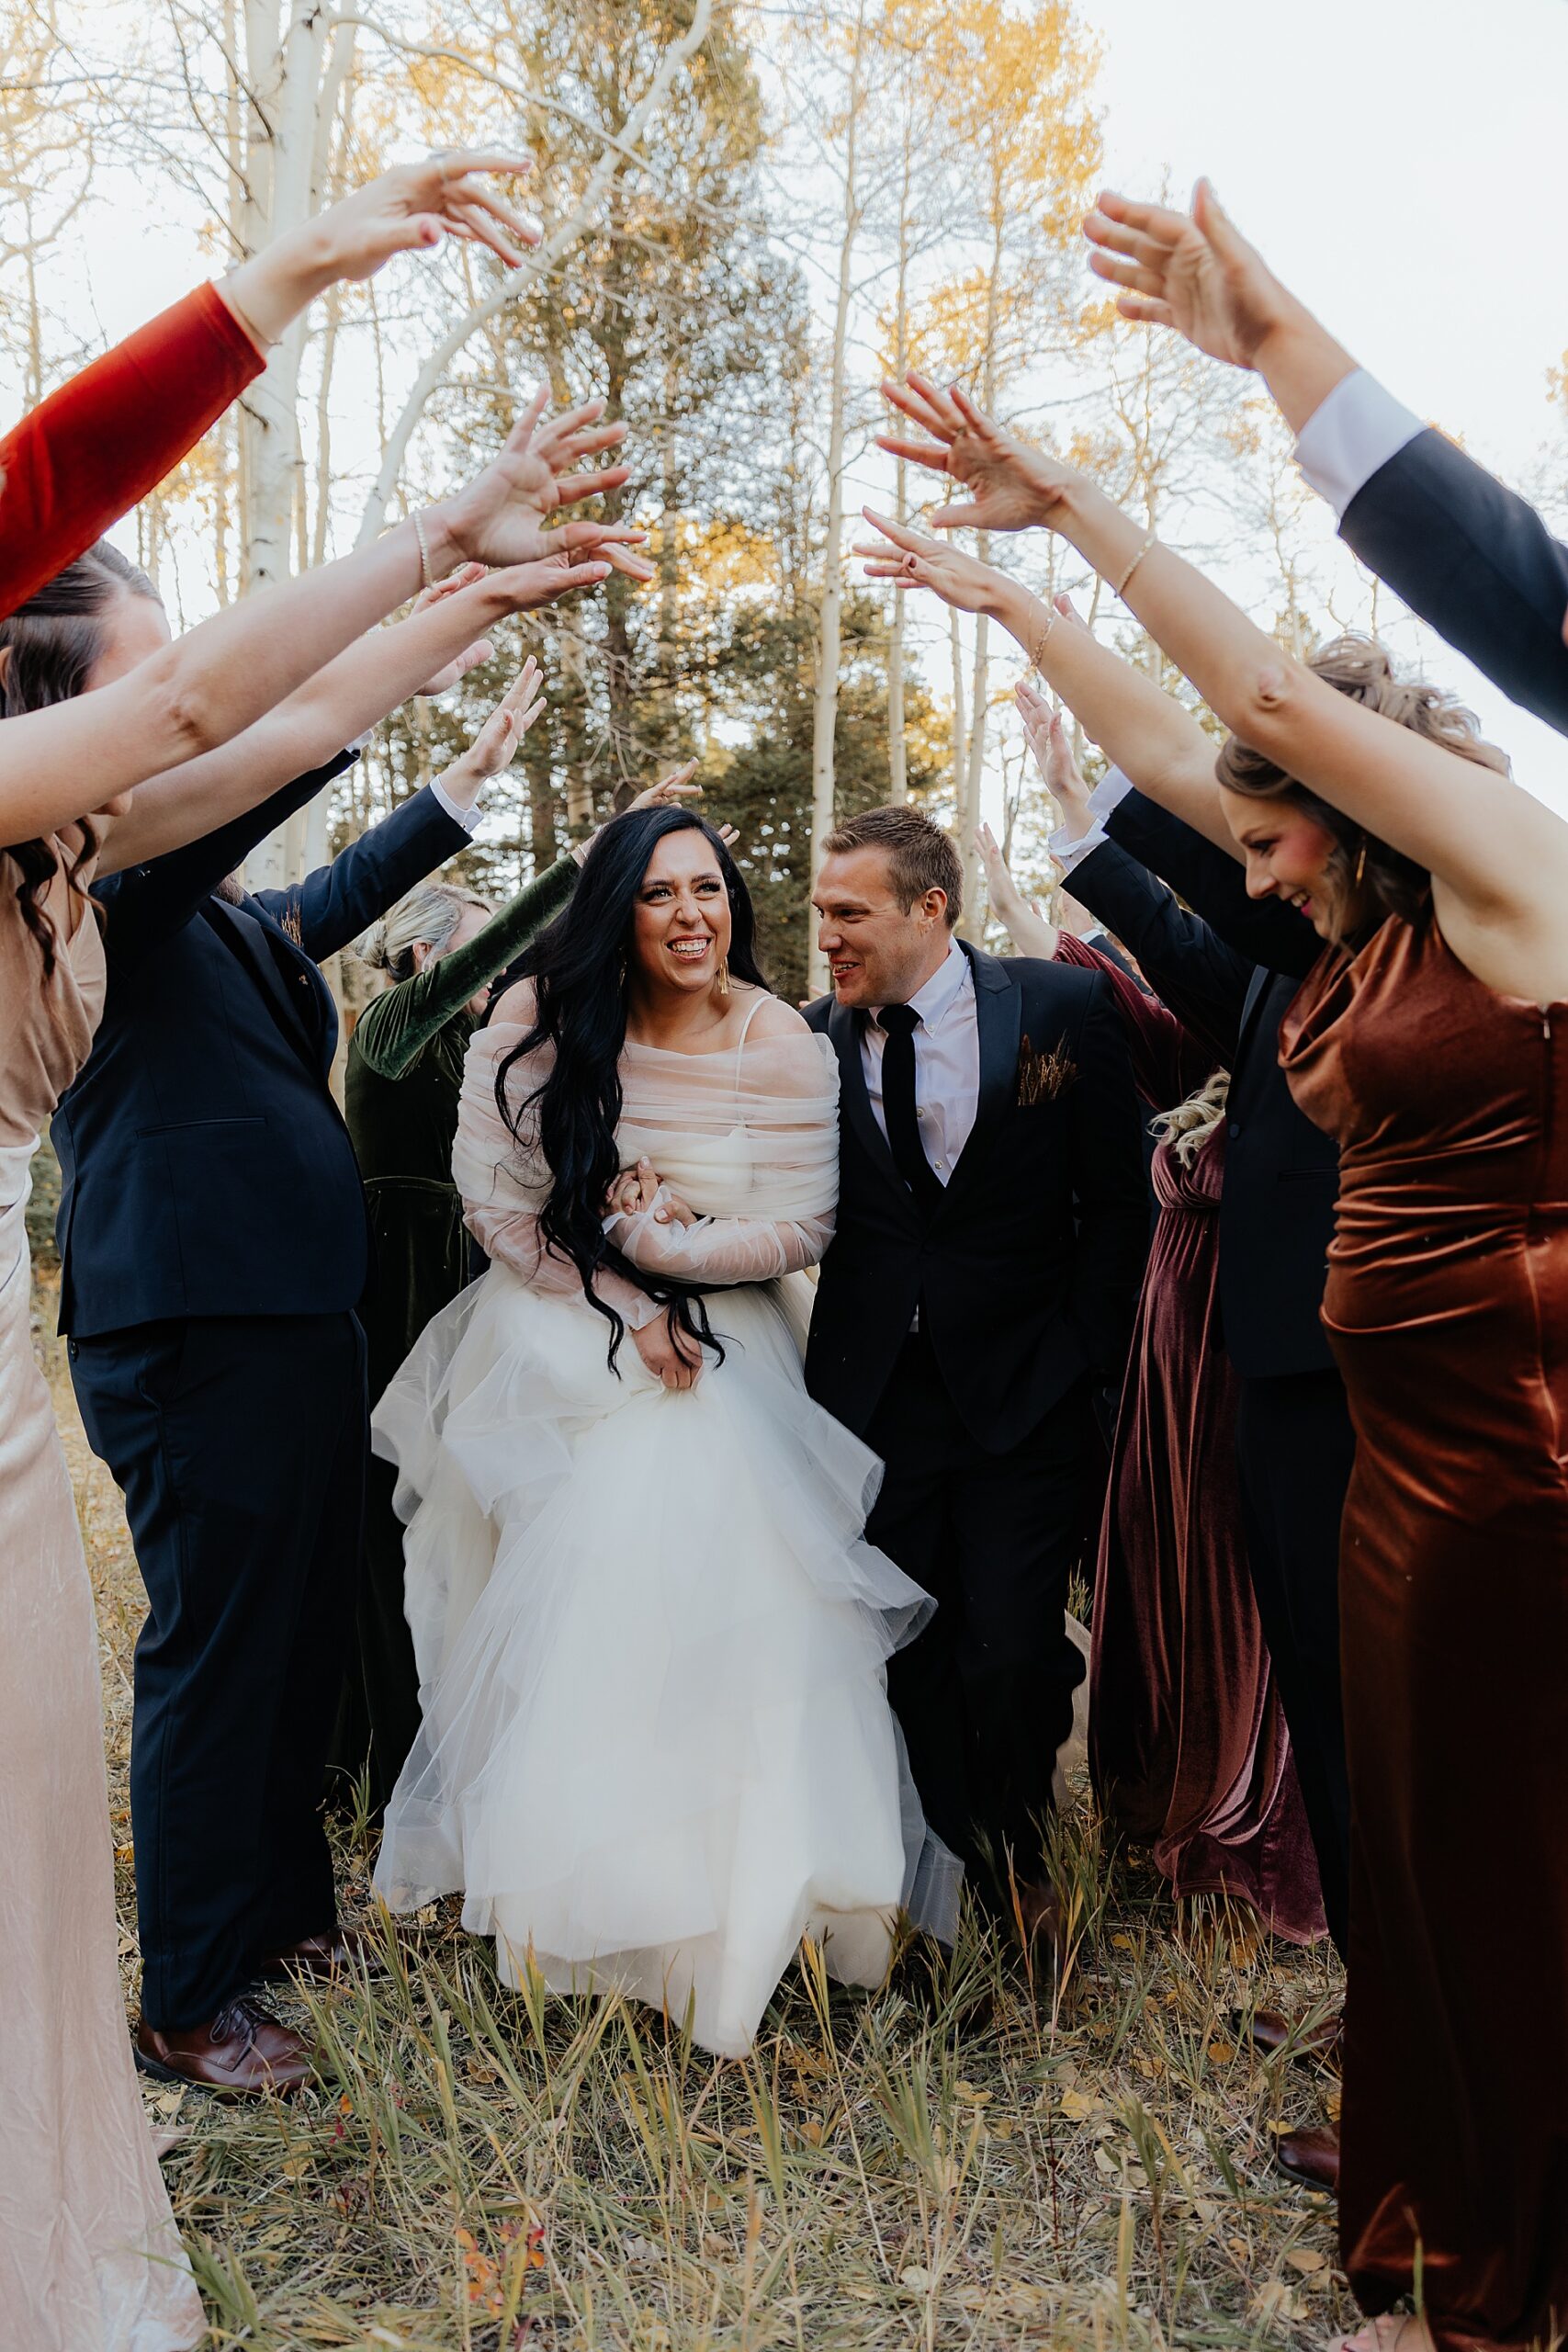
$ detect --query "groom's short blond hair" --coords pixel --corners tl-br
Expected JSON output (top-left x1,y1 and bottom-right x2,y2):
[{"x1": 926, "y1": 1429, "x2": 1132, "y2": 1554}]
[{"x1": 822, "y1": 805, "x2": 963, "y2": 926}]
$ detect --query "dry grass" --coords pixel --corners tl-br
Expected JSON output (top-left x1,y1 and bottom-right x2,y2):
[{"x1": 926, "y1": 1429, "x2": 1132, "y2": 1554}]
[{"x1": 39, "y1": 1280, "x2": 1348, "y2": 2352}]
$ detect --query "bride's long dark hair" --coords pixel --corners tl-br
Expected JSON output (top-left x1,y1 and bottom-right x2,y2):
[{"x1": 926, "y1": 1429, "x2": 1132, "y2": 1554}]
[{"x1": 496, "y1": 806, "x2": 768, "y2": 1372}]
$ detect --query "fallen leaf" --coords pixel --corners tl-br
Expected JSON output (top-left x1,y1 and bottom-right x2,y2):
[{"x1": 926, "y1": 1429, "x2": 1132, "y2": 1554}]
[{"x1": 1287, "y1": 2247, "x2": 1328, "y2": 2276}]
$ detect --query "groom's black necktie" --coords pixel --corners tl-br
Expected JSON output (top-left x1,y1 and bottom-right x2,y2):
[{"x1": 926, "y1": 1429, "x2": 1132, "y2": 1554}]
[{"x1": 877, "y1": 1003, "x2": 943, "y2": 1212}]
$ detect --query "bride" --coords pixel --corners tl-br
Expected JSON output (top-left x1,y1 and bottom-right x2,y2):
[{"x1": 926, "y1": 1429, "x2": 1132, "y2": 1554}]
[{"x1": 372, "y1": 804, "x2": 957, "y2": 2057}]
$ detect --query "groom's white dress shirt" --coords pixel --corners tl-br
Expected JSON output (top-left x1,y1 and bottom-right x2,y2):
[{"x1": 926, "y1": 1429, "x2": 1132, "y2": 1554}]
[{"x1": 862, "y1": 936, "x2": 978, "y2": 1185}]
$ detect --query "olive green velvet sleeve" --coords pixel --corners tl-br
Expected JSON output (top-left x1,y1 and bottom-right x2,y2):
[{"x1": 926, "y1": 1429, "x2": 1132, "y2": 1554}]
[{"x1": 352, "y1": 855, "x2": 579, "y2": 1081}]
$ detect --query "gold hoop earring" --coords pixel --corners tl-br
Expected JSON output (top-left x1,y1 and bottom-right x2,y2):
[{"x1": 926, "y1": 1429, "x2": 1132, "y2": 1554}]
[
  {"x1": 1353, "y1": 836, "x2": 1368, "y2": 890},
  {"x1": 717, "y1": 955, "x2": 731, "y2": 998}
]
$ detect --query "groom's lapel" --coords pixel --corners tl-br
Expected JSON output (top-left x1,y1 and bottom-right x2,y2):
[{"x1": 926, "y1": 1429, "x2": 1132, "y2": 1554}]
[
  {"x1": 827, "y1": 998, "x2": 904, "y2": 1198},
  {"x1": 941, "y1": 945, "x2": 1021, "y2": 1209}
]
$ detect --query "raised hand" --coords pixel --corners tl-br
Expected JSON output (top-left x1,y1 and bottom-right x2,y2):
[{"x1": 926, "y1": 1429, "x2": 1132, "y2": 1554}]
[
  {"x1": 435, "y1": 390, "x2": 657, "y2": 577},
  {"x1": 1083, "y1": 181, "x2": 1298, "y2": 370},
  {"x1": 410, "y1": 564, "x2": 497, "y2": 694},
  {"x1": 316, "y1": 150, "x2": 544, "y2": 278},
  {"x1": 855, "y1": 508, "x2": 1014, "y2": 616},
  {"x1": 626, "y1": 762, "x2": 702, "y2": 815},
  {"x1": 434, "y1": 657, "x2": 547, "y2": 813},
  {"x1": 1016, "y1": 669, "x2": 1094, "y2": 838},
  {"x1": 877, "y1": 373, "x2": 1081, "y2": 534},
  {"x1": 976, "y1": 822, "x2": 1058, "y2": 961}
]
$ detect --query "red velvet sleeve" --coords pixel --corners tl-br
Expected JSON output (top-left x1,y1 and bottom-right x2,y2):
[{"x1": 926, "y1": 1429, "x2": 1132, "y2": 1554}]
[
  {"x1": 1055, "y1": 931, "x2": 1217, "y2": 1112},
  {"x1": 0, "y1": 282, "x2": 263, "y2": 621}
]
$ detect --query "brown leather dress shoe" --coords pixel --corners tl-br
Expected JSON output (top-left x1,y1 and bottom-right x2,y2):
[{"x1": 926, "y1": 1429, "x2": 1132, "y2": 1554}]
[
  {"x1": 256, "y1": 1925, "x2": 386, "y2": 1985},
  {"x1": 1273, "y1": 2121, "x2": 1340, "y2": 2191},
  {"x1": 1244, "y1": 2007, "x2": 1344, "y2": 2066},
  {"x1": 135, "y1": 1997, "x2": 313, "y2": 2098}
]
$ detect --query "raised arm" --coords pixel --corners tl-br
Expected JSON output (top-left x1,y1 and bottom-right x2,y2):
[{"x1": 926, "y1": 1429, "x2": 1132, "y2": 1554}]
[
  {"x1": 867, "y1": 379, "x2": 1568, "y2": 995},
  {"x1": 1081, "y1": 181, "x2": 1568, "y2": 733},
  {"x1": 1, "y1": 390, "x2": 652, "y2": 848},
  {"x1": 96, "y1": 562, "x2": 586, "y2": 875}
]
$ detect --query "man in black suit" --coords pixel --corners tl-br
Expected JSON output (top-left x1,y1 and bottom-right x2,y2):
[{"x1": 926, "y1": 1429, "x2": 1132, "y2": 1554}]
[
  {"x1": 803, "y1": 805, "x2": 1148, "y2": 1931},
  {"x1": 1084, "y1": 180, "x2": 1568, "y2": 731},
  {"x1": 56, "y1": 754, "x2": 475, "y2": 2095}
]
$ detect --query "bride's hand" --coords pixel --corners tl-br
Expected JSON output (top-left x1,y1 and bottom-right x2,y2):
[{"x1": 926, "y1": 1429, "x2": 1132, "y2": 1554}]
[
  {"x1": 606, "y1": 1159, "x2": 659, "y2": 1219},
  {"x1": 633, "y1": 1306, "x2": 705, "y2": 1391}
]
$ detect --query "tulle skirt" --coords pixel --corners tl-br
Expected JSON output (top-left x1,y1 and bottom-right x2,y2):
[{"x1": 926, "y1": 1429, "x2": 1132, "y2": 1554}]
[{"x1": 372, "y1": 1267, "x2": 959, "y2": 2059}]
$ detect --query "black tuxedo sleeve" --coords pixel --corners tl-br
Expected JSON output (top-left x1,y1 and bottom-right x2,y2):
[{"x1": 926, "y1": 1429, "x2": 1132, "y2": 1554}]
[
  {"x1": 1106, "y1": 789, "x2": 1321, "y2": 979},
  {"x1": 251, "y1": 785, "x2": 470, "y2": 963},
  {"x1": 1340, "y1": 428, "x2": 1568, "y2": 737},
  {"x1": 1067, "y1": 837, "x2": 1250, "y2": 1068},
  {"x1": 91, "y1": 749, "x2": 357, "y2": 974},
  {"x1": 1062, "y1": 967, "x2": 1150, "y2": 1384}
]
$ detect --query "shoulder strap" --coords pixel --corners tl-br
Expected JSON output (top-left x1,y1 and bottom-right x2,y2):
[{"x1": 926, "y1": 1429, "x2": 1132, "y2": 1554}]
[{"x1": 733, "y1": 987, "x2": 769, "y2": 1072}]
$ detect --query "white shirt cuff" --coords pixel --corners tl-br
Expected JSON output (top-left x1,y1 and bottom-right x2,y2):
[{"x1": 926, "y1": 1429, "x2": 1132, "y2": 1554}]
[
  {"x1": 1050, "y1": 820, "x2": 1110, "y2": 877},
  {"x1": 1293, "y1": 369, "x2": 1423, "y2": 520},
  {"x1": 1049, "y1": 765, "x2": 1131, "y2": 875},
  {"x1": 430, "y1": 778, "x2": 481, "y2": 834}
]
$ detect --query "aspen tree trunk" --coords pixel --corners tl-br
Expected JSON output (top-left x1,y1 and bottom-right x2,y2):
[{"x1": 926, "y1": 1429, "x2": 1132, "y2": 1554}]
[
  {"x1": 957, "y1": 207, "x2": 1003, "y2": 936},
  {"x1": 807, "y1": 0, "x2": 867, "y2": 995},
  {"x1": 886, "y1": 104, "x2": 914, "y2": 805}
]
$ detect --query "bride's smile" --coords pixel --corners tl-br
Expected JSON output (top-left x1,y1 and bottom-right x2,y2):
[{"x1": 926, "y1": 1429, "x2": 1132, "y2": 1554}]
[{"x1": 630, "y1": 826, "x2": 735, "y2": 1006}]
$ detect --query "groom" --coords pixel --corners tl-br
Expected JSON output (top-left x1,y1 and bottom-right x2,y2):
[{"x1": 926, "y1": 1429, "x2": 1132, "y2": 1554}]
[{"x1": 804, "y1": 805, "x2": 1147, "y2": 1928}]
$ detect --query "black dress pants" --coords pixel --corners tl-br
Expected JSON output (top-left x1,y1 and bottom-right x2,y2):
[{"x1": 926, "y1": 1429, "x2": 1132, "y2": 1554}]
[
  {"x1": 1235, "y1": 1365, "x2": 1354, "y2": 1958},
  {"x1": 71, "y1": 1311, "x2": 367, "y2": 2030},
  {"x1": 865, "y1": 1328, "x2": 1093, "y2": 1898}
]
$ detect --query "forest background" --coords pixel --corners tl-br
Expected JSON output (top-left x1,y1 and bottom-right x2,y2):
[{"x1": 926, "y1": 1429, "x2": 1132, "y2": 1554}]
[{"x1": 5, "y1": 0, "x2": 1566, "y2": 1012}]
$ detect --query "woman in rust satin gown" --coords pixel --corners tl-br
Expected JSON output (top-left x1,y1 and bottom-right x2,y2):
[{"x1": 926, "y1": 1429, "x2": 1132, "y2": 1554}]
[{"x1": 857, "y1": 421, "x2": 1568, "y2": 2347}]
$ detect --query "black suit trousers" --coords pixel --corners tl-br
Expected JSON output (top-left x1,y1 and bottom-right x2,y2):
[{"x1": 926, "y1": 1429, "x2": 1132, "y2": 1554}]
[
  {"x1": 71, "y1": 1311, "x2": 367, "y2": 2029},
  {"x1": 1235, "y1": 1367, "x2": 1354, "y2": 1959},
  {"x1": 865, "y1": 1329, "x2": 1092, "y2": 1896}
]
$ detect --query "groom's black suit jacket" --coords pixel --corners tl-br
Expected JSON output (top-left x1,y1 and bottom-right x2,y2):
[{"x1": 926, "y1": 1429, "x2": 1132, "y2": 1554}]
[
  {"x1": 1338, "y1": 427, "x2": 1568, "y2": 737},
  {"x1": 53, "y1": 761, "x2": 468, "y2": 1337},
  {"x1": 802, "y1": 941, "x2": 1148, "y2": 1456}
]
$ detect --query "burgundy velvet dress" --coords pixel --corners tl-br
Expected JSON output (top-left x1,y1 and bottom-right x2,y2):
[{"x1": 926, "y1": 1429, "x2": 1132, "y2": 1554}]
[
  {"x1": 1282, "y1": 914, "x2": 1568, "y2": 2347},
  {"x1": 1059, "y1": 935, "x2": 1325, "y2": 1944}
]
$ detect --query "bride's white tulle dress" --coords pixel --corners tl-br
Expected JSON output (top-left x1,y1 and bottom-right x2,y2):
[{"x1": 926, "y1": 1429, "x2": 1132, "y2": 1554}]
[{"x1": 372, "y1": 994, "x2": 958, "y2": 2058}]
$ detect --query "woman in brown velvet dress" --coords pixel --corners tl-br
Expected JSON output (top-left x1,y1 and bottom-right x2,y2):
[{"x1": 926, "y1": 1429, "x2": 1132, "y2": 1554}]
[
  {"x1": 979, "y1": 809, "x2": 1324, "y2": 1946},
  {"x1": 856, "y1": 390, "x2": 1568, "y2": 2351}
]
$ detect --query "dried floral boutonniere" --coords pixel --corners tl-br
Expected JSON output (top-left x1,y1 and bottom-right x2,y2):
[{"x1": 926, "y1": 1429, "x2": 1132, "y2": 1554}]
[{"x1": 1017, "y1": 1032, "x2": 1077, "y2": 1107}]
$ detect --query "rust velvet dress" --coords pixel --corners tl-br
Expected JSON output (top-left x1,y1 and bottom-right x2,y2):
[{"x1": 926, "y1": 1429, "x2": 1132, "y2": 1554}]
[
  {"x1": 0, "y1": 282, "x2": 261, "y2": 621},
  {"x1": 1058, "y1": 935, "x2": 1324, "y2": 1945},
  {"x1": 1282, "y1": 914, "x2": 1568, "y2": 2348}
]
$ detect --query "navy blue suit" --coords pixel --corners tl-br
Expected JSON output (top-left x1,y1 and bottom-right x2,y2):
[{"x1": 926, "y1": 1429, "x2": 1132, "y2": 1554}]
[
  {"x1": 803, "y1": 944, "x2": 1148, "y2": 1892},
  {"x1": 62, "y1": 766, "x2": 468, "y2": 2029},
  {"x1": 1075, "y1": 797, "x2": 1353, "y2": 1954},
  {"x1": 1339, "y1": 427, "x2": 1568, "y2": 739}
]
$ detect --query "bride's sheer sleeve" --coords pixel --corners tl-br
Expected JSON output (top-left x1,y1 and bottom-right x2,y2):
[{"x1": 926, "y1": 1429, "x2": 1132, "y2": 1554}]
[
  {"x1": 456, "y1": 1020, "x2": 661, "y2": 1330},
  {"x1": 604, "y1": 1023, "x2": 840, "y2": 1285}
]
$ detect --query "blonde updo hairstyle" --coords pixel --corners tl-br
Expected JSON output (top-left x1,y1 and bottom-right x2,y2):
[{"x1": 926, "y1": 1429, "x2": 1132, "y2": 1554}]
[
  {"x1": 357, "y1": 880, "x2": 493, "y2": 984},
  {"x1": 1215, "y1": 635, "x2": 1509, "y2": 940},
  {"x1": 1151, "y1": 1068, "x2": 1230, "y2": 1168}
]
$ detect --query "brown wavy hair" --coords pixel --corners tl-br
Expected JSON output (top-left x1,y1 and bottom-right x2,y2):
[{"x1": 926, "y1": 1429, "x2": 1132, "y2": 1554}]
[
  {"x1": 0, "y1": 539, "x2": 160, "y2": 975},
  {"x1": 1215, "y1": 634, "x2": 1509, "y2": 940}
]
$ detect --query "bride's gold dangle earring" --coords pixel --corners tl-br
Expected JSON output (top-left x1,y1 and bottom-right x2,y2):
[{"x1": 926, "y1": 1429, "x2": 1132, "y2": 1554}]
[{"x1": 717, "y1": 955, "x2": 731, "y2": 998}]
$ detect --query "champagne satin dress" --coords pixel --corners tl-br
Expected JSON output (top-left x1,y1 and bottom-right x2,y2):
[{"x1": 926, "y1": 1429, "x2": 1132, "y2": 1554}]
[
  {"x1": 0, "y1": 857, "x2": 201, "y2": 2349},
  {"x1": 1281, "y1": 912, "x2": 1568, "y2": 2350}
]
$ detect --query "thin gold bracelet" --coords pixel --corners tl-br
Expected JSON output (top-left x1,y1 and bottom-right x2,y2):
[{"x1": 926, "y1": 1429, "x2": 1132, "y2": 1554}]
[
  {"x1": 1113, "y1": 528, "x2": 1157, "y2": 601},
  {"x1": 220, "y1": 285, "x2": 279, "y2": 354},
  {"x1": 412, "y1": 511, "x2": 434, "y2": 593},
  {"x1": 1028, "y1": 605, "x2": 1057, "y2": 672}
]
